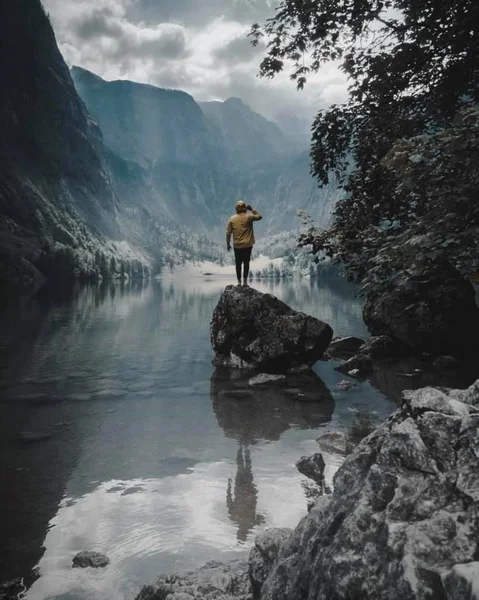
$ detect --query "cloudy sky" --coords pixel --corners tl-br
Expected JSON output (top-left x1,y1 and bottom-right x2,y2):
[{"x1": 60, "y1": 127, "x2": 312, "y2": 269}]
[{"x1": 43, "y1": 0, "x2": 348, "y2": 130}]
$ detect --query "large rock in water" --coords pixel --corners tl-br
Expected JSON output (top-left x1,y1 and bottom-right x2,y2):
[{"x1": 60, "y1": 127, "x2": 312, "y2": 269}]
[
  {"x1": 363, "y1": 262, "x2": 479, "y2": 357},
  {"x1": 211, "y1": 286, "x2": 333, "y2": 372},
  {"x1": 256, "y1": 378, "x2": 479, "y2": 600}
]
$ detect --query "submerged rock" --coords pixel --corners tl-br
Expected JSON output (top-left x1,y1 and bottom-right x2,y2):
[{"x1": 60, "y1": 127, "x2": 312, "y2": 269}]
[
  {"x1": 135, "y1": 559, "x2": 251, "y2": 600},
  {"x1": 72, "y1": 551, "x2": 109, "y2": 568},
  {"x1": 259, "y1": 378, "x2": 479, "y2": 600},
  {"x1": 335, "y1": 380, "x2": 356, "y2": 391},
  {"x1": 211, "y1": 286, "x2": 333, "y2": 372}
]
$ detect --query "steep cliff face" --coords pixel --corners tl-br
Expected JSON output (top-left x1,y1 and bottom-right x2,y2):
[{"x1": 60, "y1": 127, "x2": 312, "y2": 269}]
[
  {"x1": 0, "y1": 0, "x2": 148, "y2": 297},
  {"x1": 71, "y1": 68, "x2": 339, "y2": 235},
  {"x1": 72, "y1": 67, "x2": 220, "y2": 169}
]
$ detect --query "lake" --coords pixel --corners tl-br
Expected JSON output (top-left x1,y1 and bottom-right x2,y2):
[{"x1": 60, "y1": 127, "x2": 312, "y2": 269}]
[{"x1": 0, "y1": 274, "x2": 469, "y2": 599}]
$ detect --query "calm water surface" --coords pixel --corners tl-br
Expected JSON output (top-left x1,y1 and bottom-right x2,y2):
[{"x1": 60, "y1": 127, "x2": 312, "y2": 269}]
[{"x1": 0, "y1": 275, "x2": 449, "y2": 599}]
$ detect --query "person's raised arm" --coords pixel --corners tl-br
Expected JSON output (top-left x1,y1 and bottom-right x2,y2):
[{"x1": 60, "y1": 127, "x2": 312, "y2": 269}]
[
  {"x1": 247, "y1": 205, "x2": 262, "y2": 221},
  {"x1": 226, "y1": 219, "x2": 233, "y2": 251}
]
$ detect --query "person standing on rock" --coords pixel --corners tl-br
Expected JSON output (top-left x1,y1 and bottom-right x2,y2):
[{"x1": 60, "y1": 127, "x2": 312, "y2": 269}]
[{"x1": 226, "y1": 200, "x2": 262, "y2": 285}]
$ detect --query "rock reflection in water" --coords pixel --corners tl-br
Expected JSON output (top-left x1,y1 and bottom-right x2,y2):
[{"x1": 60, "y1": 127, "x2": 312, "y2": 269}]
[
  {"x1": 211, "y1": 368, "x2": 334, "y2": 539},
  {"x1": 210, "y1": 368, "x2": 335, "y2": 444},
  {"x1": 226, "y1": 445, "x2": 265, "y2": 543}
]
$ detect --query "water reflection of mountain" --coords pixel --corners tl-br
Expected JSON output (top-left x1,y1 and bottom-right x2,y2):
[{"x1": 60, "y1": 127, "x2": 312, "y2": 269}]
[{"x1": 210, "y1": 368, "x2": 334, "y2": 444}]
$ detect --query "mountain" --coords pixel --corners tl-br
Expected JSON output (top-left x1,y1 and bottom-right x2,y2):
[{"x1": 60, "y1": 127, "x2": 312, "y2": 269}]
[
  {"x1": 0, "y1": 0, "x2": 339, "y2": 298},
  {"x1": 71, "y1": 67, "x2": 220, "y2": 169},
  {"x1": 200, "y1": 97, "x2": 288, "y2": 167},
  {"x1": 72, "y1": 66, "x2": 230, "y2": 228},
  {"x1": 0, "y1": 0, "x2": 150, "y2": 297},
  {"x1": 71, "y1": 67, "x2": 340, "y2": 236}
]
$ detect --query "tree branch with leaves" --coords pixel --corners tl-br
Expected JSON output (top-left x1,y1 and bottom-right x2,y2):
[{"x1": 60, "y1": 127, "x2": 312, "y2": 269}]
[{"x1": 251, "y1": 0, "x2": 479, "y2": 291}]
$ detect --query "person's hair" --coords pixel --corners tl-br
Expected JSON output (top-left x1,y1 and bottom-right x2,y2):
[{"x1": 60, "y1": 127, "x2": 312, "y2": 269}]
[{"x1": 235, "y1": 201, "x2": 247, "y2": 213}]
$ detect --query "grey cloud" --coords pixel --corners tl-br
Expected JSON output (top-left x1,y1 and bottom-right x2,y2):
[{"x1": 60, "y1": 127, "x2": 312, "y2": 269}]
[
  {"x1": 194, "y1": 68, "x2": 317, "y2": 128},
  {"x1": 71, "y1": 10, "x2": 188, "y2": 61},
  {"x1": 126, "y1": 0, "x2": 279, "y2": 27},
  {"x1": 212, "y1": 35, "x2": 265, "y2": 66},
  {"x1": 74, "y1": 11, "x2": 124, "y2": 40},
  {"x1": 118, "y1": 27, "x2": 188, "y2": 60},
  {"x1": 45, "y1": 0, "x2": 344, "y2": 135}
]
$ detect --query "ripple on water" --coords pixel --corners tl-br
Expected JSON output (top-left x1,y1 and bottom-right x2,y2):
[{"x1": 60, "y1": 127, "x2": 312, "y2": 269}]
[
  {"x1": 92, "y1": 389, "x2": 129, "y2": 399},
  {"x1": 0, "y1": 277, "x2": 410, "y2": 600},
  {"x1": 126, "y1": 381, "x2": 159, "y2": 393}
]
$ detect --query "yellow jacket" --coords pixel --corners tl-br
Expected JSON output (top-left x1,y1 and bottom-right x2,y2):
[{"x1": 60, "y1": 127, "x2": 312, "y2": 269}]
[{"x1": 226, "y1": 209, "x2": 262, "y2": 248}]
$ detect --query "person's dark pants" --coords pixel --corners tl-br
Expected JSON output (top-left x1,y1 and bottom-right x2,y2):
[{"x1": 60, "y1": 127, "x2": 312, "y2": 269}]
[{"x1": 234, "y1": 247, "x2": 253, "y2": 281}]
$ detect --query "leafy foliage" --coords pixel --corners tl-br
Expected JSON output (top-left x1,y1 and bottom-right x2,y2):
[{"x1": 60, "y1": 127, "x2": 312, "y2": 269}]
[{"x1": 251, "y1": 0, "x2": 479, "y2": 291}]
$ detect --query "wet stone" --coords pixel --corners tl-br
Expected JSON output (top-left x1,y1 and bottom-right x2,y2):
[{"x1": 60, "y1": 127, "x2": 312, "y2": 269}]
[
  {"x1": 335, "y1": 380, "x2": 356, "y2": 391},
  {"x1": 328, "y1": 336, "x2": 365, "y2": 359},
  {"x1": 316, "y1": 432, "x2": 351, "y2": 456},
  {"x1": 335, "y1": 354, "x2": 374, "y2": 378},
  {"x1": 72, "y1": 551, "x2": 110, "y2": 569},
  {"x1": 248, "y1": 374, "x2": 286, "y2": 386}
]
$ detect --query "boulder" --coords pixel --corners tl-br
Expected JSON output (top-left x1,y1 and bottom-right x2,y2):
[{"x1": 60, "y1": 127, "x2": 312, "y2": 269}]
[
  {"x1": 135, "y1": 560, "x2": 251, "y2": 600},
  {"x1": 259, "y1": 379, "x2": 479, "y2": 600},
  {"x1": 72, "y1": 551, "x2": 109, "y2": 568},
  {"x1": 363, "y1": 262, "x2": 479, "y2": 357},
  {"x1": 295, "y1": 453, "x2": 325, "y2": 484},
  {"x1": 316, "y1": 432, "x2": 351, "y2": 456},
  {"x1": 211, "y1": 286, "x2": 333, "y2": 372},
  {"x1": 328, "y1": 336, "x2": 365, "y2": 359},
  {"x1": 249, "y1": 528, "x2": 292, "y2": 599}
]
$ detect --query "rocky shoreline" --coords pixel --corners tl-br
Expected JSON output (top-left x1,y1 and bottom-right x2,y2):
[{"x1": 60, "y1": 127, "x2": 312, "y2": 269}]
[
  {"x1": 133, "y1": 286, "x2": 479, "y2": 600},
  {"x1": 135, "y1": 378, "x2": 479, "y2": 600}
]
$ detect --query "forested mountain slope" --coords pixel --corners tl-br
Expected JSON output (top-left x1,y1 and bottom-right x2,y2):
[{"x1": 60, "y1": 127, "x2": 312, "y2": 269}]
[{"x1": 0, "y1": 0, "x2": 149, "y2": 296}]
